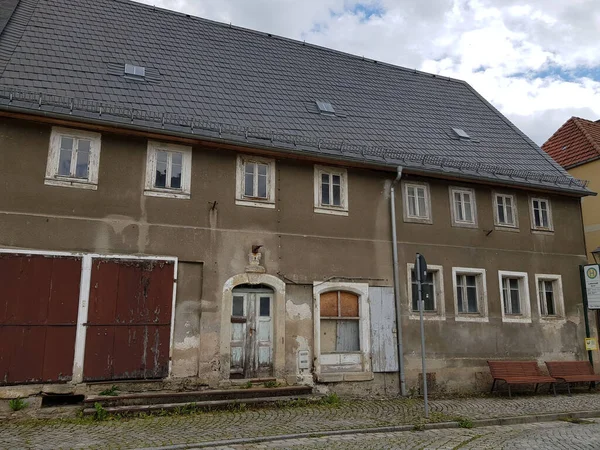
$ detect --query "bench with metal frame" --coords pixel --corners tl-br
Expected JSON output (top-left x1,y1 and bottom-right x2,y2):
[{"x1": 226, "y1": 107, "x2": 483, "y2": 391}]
[
  {"x1": 545, "y1": 361, "x2": 600, "y2": 395},
  {"x1": 488, "y1": 360, "x2": 556, "y2": 397}
]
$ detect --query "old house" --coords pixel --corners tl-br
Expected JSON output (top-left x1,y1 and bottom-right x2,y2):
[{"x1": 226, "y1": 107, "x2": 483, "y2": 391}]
[{"x1": 0, "y1": 0, "x2": 594, "y2": 399}]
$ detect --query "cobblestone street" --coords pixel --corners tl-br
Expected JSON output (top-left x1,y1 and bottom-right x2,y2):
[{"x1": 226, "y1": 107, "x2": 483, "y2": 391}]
[
  {"x1": 2, "y1": 393, "x2": 600, "y2": 449},
  {"x1": 211, "y1": 420, "x2": 600, "y2": 449}
]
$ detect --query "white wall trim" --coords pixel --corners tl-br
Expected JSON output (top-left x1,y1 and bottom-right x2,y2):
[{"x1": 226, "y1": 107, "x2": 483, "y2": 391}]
[
  {"x1": 529, "y1": 196, "x2": 554, "y2": 232},
  {"x1": 401, "y1": 180, "x2": 432, "y2": 224},
  {"x1": 449, "y1": 186, "x2": 478, "y2": 228},
  {"x1": 406, "y1": 263, "x2": 446, "y2": 321},
  {"x1": 492, "y1": 191, "x2": 519, "y2": 230},
  {"x1": 144, "y1": 140, "x2": 192, "y2": 199},
  {"x1": 235, "y1": 154, "x2": 276, "y2": 207},
  {"x1": 72, "y1": 255, "x2": 91, "y2": 384},
  {"x1": 451, "y1": 267, "x2": 489, "y2": 322},
  {"x1": 313, "y1": 165, "x2": 349, "y2": 215},
  {"x1": 534, "y1": 273, "x2": 566, "y2": 324},
  {"x1": 498, "y1": 270, "x2": 531, "y2": 323}
]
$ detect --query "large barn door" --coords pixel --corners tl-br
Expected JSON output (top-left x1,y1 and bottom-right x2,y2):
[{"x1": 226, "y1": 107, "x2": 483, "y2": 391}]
[
  {"x1": 83, "y1": 258, "x2": 175, "y2": 381},
  {"x1": 0, "y1": 254, "x2": 81, "y2": 385}
]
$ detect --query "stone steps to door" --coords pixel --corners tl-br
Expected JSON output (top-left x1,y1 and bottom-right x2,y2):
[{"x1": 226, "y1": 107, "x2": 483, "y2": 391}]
[
  {"x1": 85, "y1": 385, "x2": 313, "y2": 408},
  {"x1": 82, "y1": 392, "x2": 318, "y2": 416}
]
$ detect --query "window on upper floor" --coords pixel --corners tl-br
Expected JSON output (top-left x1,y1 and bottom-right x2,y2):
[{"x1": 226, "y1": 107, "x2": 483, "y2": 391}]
[
  {"x1": 45, "y1": 127, "x2": 101, "y2": 190},
  {"x1": 450, "y1": 187, "x2": 477, "y2": 227},
  {"x1": 402, "y1": 181, "x2": 432, "y2": 224},
  {"x1": 144, "y1": 141, "x2": 192, "y2": 199},
  {"x1": 406, "y1": 263, "x2": 445, "y2": 320},
  {"x1": 498, "y1": 271, "x2": 531, "y2": 323},
  {"x1": 314, "y1": 165, "x2": 348, "y2": 216},
  {"x1": 236, "y1": 155, "x2": 276, "y2": 208},
  {"x1": 530, "y1": 197, "x2": 553, "y2": 232},
  {"x1": 493, "y1": 192, "x2": 518, "y2": 229},
  {"x1": 452, "y1": 267, "x2": 489, "y2": 322}
]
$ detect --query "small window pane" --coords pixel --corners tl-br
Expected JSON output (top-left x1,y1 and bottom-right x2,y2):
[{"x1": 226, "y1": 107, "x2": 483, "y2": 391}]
[
  {"x1": 60, "y1": 136, "x2": 74, "y2": 151},
  {"x1": 232, "y1": 296, "x2": 244, "y2": 316},
  {"x1": 260, "y1": 297, "x2": 270, "y2": 317},
  {"x1": 457, "y1": 285, "x2": 464, "y2": 313},
  {"x1": 466, "y1": 275, "x2": 478, "y2": 312},
  {"x1": 464, "y1": 195, "x2": 473, "y2": 222},
  {"x1": 340, "y1": 292, "x2": 359, "y2": 317},
  {"x1": 58, "y1": 148, "x2": 72, "y2": 176},
  {"x1": 332, "y1": 175, "x2": 341, "y2": 185},
  {"x1": 408, "y1": 189, "x2": 417, "y2": 216},
  {"x1": 257, "y1": 163, "x2": 268, "y2": 177},
  {"x1": 497, "y1": 202, "x2": 505, "y2": 223},
  {"x1": 257, "y1": 174, "x2": 267, "y2": 198},
  {"x1": 244, "y1": 162, "x2": 255, "y2": 197},
  {"x1": 321, "y1": 175, "x2": 330, "y2": 205},
  {"x1": 332, "y1": 184, "x2": 341, "y2": 206},
  {"x1": 417, "y1": 193, "x2": 426, "y2": 217},
  {"x1": 336, "y1": 320, "x2": 359, "y2": 352},
  {"x1": 77, "y1": 139, "x2": 90, "y2": 153},
  {"x1": 320, "y1": 292, "x2": 338, "y2": 317},
  {"x1": 155, "y1": 151, "x2": 168, "y2": 188},
  {"x1": 75, "y1": 147, "x2": 89, "y2": 178}
]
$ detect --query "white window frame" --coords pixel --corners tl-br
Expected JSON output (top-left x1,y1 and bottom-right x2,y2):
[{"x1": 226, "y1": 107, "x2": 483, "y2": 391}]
[
  {"x1": 144, "y1": 141, "x2": 192, "y2": 199},
  {"x1": 235, "y1": 155, "x2": 276, "y2": 209},
  {"x1": 314, "y1": 165, "x2": 348, "y2": 216},
  {"x1": 313, "y1": 282, "x2": 372, "y2": 382},
  {"x1": 449, "y1": 186, "x2": 477, "y2": 228},
  {"x1": 45, "y1": 127, "x2": 102, "y2": 190},
  {"x1": 406, "y1": 263, "x2": 445, "y2": 321},
  {"x1": 402, "y1": 181, "x2": 432, "y2": 224},
  {"x1": 534, "y1": 274, "x2": 565, "y2": 323},
  {"x1": 498, "y1": 271, "x2": 531, "y2": 323},
  {"x1": 451, "y1": 267, "x2": 489, "y2": 322},
  {"x1": 529, "y1": 197, "x2": 553, "y2": 232},
  {"x1": 493, "y1": 192, "x2": 519, "y2": 230}
]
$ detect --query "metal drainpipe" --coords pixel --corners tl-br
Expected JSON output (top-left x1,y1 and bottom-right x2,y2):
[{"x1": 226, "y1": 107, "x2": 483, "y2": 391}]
[{"x1": 390, "y1": 166, "x2": 407, "y2": 396}]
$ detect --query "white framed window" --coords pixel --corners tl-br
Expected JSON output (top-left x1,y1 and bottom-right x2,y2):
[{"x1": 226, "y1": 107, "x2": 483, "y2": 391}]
[
  {"x1": 530, "y1": 197, "x2": 553, "y2": 232},
  {"x1": 534, "y1": 274, "x2": 565, "y2": 322},
  {"x1": 44, "y1": 127, "x2": 102, "y2": 190},
  {"x1": 144, "y1": 141, "x2": 192, "y2": 199},
  {"x1": 449, "y1": 187, "x2": 477, "y2": 227},
  {"x1": 314, "y1": 165, "x2": 348, "y2": 216},
  {"x1": 493, "y1": 192, "x2": 518, "y2": 229},
  {"x1": 406, "y1": 264, "x2": 445, "y2": 320},
  {"x1": 452, "y1": 267, "x2": 489, "y2": 322},
  {"x1": 236, "y1": 155, "x2": 276, "y2": 209},
  {"x1": 402, "y1": 181, "x2": 432, "y2": 224},
  {"x1": 498, "y1": 271, "x2": 531, "y2": 323},
  {"x1": 313, "y1": 282, "x2": 372, "y2": 382}
]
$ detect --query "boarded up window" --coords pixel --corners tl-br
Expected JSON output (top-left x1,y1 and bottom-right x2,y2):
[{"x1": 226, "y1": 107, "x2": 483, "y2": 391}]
[{"x1": 320, "y1": 291, "x2": 360, "y2": 353}]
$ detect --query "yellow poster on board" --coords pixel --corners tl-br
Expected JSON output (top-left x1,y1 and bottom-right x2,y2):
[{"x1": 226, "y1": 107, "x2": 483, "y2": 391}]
[{"x1": 585, "y1": 338, "x2": 598, "y2": 351}]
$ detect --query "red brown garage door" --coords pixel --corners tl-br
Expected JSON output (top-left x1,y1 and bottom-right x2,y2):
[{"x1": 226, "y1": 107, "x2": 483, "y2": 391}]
[
  {"x1": 0, "y1": 254, "x2": 82, "y2": 385},
  {"x1": 83, "y1": 258, "x2": 175, "y2": 381}
]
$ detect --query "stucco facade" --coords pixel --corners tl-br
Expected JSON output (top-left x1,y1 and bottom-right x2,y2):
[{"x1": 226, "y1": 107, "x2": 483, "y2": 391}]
[
  {"x1": 569, "y1": 159, "x2": 600, "y2": 263},
  {"x1": 0, "y1": 116, "x2": 591, "y2": 395}
]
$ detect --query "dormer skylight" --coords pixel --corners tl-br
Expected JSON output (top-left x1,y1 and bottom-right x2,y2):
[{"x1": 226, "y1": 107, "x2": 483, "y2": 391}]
[
  {"x1": 316, "y1": 101, "x2": 335, "y2": 115},
  {"x1": 452, "y1": 127, "x2": 471, "y2": 139},
  {"x1": 124, "y1": 64, "x2": 146, "y2": 77}
]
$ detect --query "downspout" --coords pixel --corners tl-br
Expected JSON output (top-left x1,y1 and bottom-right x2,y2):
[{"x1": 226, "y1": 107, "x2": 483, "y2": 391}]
[{"x1": 390, "y1": 166, "x2": 406, "y2": 396}]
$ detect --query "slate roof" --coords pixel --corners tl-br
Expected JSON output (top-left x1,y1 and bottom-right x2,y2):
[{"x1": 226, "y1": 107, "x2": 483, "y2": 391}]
[
  {"x1": 542, "y1": 117, "x2": 600, "y2": 169},
  {"x1": 0, "y1": 0, "x2": 590, "y2": 195}
]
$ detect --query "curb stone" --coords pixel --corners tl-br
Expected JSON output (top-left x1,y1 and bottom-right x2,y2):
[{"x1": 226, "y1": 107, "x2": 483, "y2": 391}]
[{"x1": 136, "y1": 409, "x2": 600, "y2": 450}]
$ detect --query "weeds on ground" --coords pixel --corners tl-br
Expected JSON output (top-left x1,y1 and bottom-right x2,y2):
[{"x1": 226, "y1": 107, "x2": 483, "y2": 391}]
[
  {"x1": 93, "y1": 403, "x2": 108, "y2": 421},
  {"x1": 242, "y1": 381, "x2": 253, "y2": 389},
  {"x1": 98, "y1": 385, "x2": 119, "y2": 396},
  {"x1": 263, "y1": 381, "x2": 279, "y2": 388},
  {"x1": 320, "y1": 393, "x2": 340, "y2": 406},
  {"x1": 456, "y1": 417, "x2": 474, "y2": 428},
  {"x1": 9, "y1": 398, "x2": 26, "y2": 411}
]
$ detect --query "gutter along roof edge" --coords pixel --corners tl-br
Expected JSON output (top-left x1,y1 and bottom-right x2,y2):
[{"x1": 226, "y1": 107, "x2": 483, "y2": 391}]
[{"x1": 0, "y1": 98, "x2": 593, "y2": 198}]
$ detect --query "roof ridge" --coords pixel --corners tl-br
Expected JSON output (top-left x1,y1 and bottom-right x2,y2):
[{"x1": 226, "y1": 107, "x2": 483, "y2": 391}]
[
  {"x1": 114, "y1": 0, "x2": 467, "y2": 86},
  {"x1": 573, "y1": 117, "x2": 600, "y2": 157}
]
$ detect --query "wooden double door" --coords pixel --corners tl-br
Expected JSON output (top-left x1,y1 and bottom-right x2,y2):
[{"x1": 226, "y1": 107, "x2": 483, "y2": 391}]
[{"x1": 230, "y1": 286, "x2": 273, "y2": 379}]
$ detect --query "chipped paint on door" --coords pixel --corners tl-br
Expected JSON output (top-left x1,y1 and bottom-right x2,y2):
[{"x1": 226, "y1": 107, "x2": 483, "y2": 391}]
[
  {"x1": 230, "y1": 287, "x2": 273, "y2": 378},
  {"x1": 0, "y1": 254, "x2": 81, "y2": 385},
  {"x1": 83, "y1": 258, "x2": 174, "y2": 381},
  {"x1": 369, "y1": 286, "x2": 398, "y2": 372}
]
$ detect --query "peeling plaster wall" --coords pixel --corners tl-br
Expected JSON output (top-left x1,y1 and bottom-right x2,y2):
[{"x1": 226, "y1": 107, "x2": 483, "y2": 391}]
[{"x1": 0, "y1": 118, "x2": 591, "y2": 394}]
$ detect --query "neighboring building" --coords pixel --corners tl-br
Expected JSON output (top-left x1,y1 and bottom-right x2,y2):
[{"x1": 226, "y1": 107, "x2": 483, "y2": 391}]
[
  {"x1": 0, "y1": 0, "x2": 594, "y2": 397},
  {"x1": 542, "y1": 117, "x2": 600, "y2": 263}
]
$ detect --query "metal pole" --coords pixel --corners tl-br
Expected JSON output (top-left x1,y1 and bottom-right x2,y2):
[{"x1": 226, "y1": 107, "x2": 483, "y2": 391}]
[
  {"x1": 390, "y1": 168, "x2": 406, "y2": 396},
  {"x1": 416, "y1": 254, "x2": 429, "y2": 418},
  {"x1": 580, "y1": 265, "x2": 594, "y2": 366}
]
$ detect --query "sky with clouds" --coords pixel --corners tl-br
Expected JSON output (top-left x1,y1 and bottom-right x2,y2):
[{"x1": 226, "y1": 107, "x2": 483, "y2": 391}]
[{"x1": 136, "y1": 0, "x2": 600, "y2": 146}]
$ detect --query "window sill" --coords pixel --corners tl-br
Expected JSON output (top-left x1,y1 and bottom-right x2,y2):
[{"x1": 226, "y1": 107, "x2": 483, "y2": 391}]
[
  {"x1": 502, "y1": 315, "x2": 532, "y2": 324},
  {"x1": 455, "y1": 314, "x2": 489, "y2": 323},
  {"x1": 531, "y1": 228, "x2": 554, "y2": 235},
  {"x1": 236, "y1": 199, "x2": 275, "y2": 209},
  {"x1": 144, "y1": 189, "x2": 190, "y2": 200},
  {"x1": 539, "y1": 316, "x2": 566, "y2": 324},
  {"x1": 451, "y1": 221, "x2": 478, "y2": 229},
  {"x1": 316, "y1": 371, "x2": 374, "y2": 383},
  {"x1": 404, "y1": 216, "x2": 433, "y2": 225},
  {"x1": 314, "y1": 206, "x2": 348, "y2": 216},
  {"x1": 408, "y1": 312, "x2": 445, "y2": 321},
  {"x1": 494, "y1": 224, "x2": 519, "y2": 233},
  {"x1": 45, "y1": 178, "x2": 97, "y2": 191}
]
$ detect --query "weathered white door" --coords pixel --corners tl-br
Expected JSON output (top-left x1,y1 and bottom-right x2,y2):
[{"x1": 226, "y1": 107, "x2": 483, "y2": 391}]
[{"x1": 230, "y1": 287, "x2": 273, "y2": 378}]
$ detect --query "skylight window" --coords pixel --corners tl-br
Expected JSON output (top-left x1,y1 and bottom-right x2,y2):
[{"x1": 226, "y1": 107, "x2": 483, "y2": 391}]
[
  {"x1": 316, "y1": 101, "x2": 335, "y2": 114},
  {"x1": 452, "y1": 128, "x2": 471, "y2": 139},
  {"x1": 124, "y1": 64, "x2": 146, "y2": 77}
]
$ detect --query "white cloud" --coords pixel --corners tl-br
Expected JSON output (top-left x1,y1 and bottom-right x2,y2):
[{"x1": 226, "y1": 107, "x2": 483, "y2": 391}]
[{"x1": 135, "y1": 0, "x2": 600, "y2": 145}]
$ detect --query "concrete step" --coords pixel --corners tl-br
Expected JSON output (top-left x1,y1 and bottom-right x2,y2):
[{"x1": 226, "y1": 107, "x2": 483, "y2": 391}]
[
  {"x1": 85, "y1": 385, "x2": 313, "y2": 408},
  {"x1": 82, "y1": 393, "x2": 319, "y2": 416}
]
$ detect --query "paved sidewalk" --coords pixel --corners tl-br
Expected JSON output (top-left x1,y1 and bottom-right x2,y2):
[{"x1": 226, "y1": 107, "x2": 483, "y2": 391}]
[{"x1": 2, "y1": 393, "x2": 600, "y2": 449}]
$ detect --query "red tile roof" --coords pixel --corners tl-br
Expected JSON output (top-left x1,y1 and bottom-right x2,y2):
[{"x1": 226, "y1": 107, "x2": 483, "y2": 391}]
[{"x1": 542, "y1": 117, "x2": 600, "y2": 168}]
